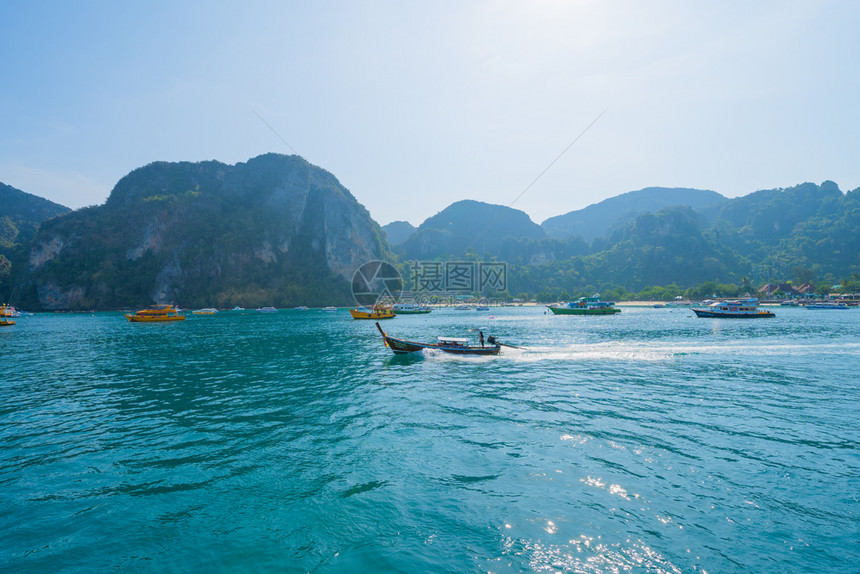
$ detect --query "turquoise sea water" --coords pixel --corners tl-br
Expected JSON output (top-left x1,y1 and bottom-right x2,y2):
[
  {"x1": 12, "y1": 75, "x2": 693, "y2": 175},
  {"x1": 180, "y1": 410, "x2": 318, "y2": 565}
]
[{"x1": 1, "y1": 306, "x2": 858, "y2": 573}]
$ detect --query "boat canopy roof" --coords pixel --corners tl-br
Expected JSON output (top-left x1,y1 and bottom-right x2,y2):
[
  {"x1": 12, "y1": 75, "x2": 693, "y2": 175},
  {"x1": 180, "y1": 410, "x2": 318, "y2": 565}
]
[{"x1": 436, "y1": 336, "x2": 469, "y2": 343}]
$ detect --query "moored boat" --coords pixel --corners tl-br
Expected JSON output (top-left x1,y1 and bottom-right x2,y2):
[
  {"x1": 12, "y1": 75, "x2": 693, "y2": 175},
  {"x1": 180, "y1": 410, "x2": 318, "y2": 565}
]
[
  {"x1": 192, "y1": 308, "x2": 218, "y2": 315},
  {"x1": 350, "y1": 305, "x2": 395, "y2": 320},
  {"x1": 322, "y1": 306, "x2": 338, "y2": 312},
  {"x1": 0, "y1": 304, "x2": 20, "y2": 318},
  {"x1": 548, "y1": 295, "x2": 620, "y2": 315},
  {"x1": 805, "y1": 302, "x2": 850, "y2": 310},
  {"x1": 692, "y1": 298, "x2": 774, "y2": 318},
  {"x1": 375, "y1": 322, "x2": 501, "y2": 355},
  {"x1": 0, "y1": 304, "x2": 15, "y2": 326},
  {"x1": 125, "y1": 304, "x2": 185, "y2": 322},
  {"x1": 392, "y1": 302, "x2": 432, "y2": 315}
]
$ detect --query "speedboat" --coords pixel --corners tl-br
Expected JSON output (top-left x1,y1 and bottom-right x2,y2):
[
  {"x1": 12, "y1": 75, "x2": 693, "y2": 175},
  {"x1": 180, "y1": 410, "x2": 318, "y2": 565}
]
[
  {"x1": 192, "y1": 308, "x2": 218, "y2": 315},
  {"x1": 692, "y1": 298, "x2": 774, "y2": 318},
  {"x1": 125, "y1": 304, "x2": 185, "y2": 322}
]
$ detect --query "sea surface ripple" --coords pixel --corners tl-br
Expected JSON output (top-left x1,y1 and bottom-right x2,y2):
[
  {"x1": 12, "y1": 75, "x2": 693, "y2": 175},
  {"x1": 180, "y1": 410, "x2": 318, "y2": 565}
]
[{"x1": 1, "y1": 306, "x2": 857, "y2": 573}]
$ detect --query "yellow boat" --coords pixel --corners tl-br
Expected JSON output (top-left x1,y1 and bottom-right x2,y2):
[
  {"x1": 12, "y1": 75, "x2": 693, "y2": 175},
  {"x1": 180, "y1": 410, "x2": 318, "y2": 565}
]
[
  {"x1": 0, "y1": 304, "x2": 15, "y2": 326},
  {"x1": 125, "y1": 304, "x2": 186, "y2": 322},
  {"x1": 192, "y1": 308, "x2": 218, "y2": 315},
  {"x1": 349, "y1": 305, "x2": 395, "y2": 320}
]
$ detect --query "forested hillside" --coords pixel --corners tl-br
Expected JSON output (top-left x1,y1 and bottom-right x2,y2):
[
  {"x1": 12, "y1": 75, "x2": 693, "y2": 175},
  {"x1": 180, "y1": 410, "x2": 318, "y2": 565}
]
[{"x1": 13, "y1": 154, "x2": 389, "y2": 310}]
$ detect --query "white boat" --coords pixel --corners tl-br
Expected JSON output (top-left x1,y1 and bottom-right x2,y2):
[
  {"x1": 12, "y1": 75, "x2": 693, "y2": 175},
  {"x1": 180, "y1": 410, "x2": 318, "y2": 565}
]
[
  {"x1": 392, "y1": 303, "x2": 431, "y2": 315},
  {"x1": 692, "y1": 298, "x2": 774, "y2": 318},
  {"x1": 805, "y1": 302, "x2": 849, "y2": 310},
  {"x1": 322, "y1": 306, "x2": 338, "y2": 312},
  {"x1": 257, "y1": 306, "x2": 277, "y2": 313},
  {"x1": 454, "y1": 304, "x2": 472, "y2": 310}
]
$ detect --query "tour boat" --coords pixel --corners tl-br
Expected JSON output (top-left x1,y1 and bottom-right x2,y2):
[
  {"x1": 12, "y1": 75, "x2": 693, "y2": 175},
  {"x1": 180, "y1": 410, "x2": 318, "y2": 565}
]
[
  {"x1": 0, "y1": 304, "x2": 20, "y2": 318},
  {"x1": 192, "y1": 308, "x2": 218, "y2": 315},
  {"x1": 805, "y1": 302, "x2": 850, "y2": 310},
  {"x1": 547, "y1": 295, "x2": 621, "y2": 315},
  {"x1": 0, "y1": 304, "x2": 15, "y2": 326},
  {"x1": 125, "y1": 304, "x2": 186, "y2": 322},
  {"x1": 350, "y1": 305, "x2": 395, "y2": 320},
  {"x1": 376, "y1": 322, "x2": 500, "y2": 356},
  {"x1": 392, "y1": 303, "x2": 432, "y2": 315},
  {"x1": 692, "y1": 298, "x2": 774, "y2": 318}
]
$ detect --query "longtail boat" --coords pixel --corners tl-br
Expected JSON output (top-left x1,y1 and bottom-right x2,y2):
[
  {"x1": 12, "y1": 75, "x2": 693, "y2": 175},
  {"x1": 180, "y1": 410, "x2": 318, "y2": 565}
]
[
  {"x1": 125, "y1": 304, "x2": 185, "y2": 322},
  {"x1": 375, "y1": 322, "x2": 500, "y2": 356}
]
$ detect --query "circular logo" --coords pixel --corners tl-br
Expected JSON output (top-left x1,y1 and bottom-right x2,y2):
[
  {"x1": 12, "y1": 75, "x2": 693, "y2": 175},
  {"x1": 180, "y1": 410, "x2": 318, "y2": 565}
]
[{"x1": 351, "y1": 261, "x2": 403, "y2": 307}]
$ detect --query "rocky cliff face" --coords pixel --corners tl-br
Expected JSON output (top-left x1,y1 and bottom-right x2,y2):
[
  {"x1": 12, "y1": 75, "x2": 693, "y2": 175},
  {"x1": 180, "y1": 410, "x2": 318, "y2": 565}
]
[{"x1": 20, "y1": 154, "x2": 390, "y2": 309}]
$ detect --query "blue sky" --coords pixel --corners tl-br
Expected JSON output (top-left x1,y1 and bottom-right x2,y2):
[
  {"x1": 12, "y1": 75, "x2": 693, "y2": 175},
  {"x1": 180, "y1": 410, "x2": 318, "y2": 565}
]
[{"x1": 2, "y1": 1, "x2": 858, "y2": 226}]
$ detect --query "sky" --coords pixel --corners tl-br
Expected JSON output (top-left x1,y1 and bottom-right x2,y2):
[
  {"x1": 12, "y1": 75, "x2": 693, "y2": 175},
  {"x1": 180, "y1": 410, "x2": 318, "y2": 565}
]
[{"x1": 2, "y1": 1, "x2": 859, "y2": 226}]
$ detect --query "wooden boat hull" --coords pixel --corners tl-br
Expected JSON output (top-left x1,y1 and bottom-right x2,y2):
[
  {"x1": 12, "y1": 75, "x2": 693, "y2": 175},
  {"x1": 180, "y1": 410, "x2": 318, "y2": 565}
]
[
  {"x1": 350, "y1": 308, "x2": 395, "y2": 320},
  {"x1": 692, "y1": 309, "x2": 774, "y2": 318},
  {"x1": 376, "y1": 322, "x2": 500, "y2": 355},
  {"x1": 548, "y1": 306, "x2": 620, "y2": 315}
]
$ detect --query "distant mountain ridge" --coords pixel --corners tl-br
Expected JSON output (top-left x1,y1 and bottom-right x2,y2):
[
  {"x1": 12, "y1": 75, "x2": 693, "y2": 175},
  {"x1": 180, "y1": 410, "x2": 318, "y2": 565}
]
[
  {"x1": 381, "y1": 220, "x2": 416, "y2": 245},
  {"x1": 0, "y1": 182, "x2": 71, "y2": 246},
  {"x1": 15, "y1": 154, "x2": 389, "y2": 309},
  {"x1": 542, "y1": 187, "x2": 728, "y2": 241},
  {"x1": 0, "y1": 182, "x2": 71, "y2": 299},
  {"x1": 5, "y1": 168, "x2": 858, "y2": 307},
  {"x1": 396, "y1": 200, "x2": 546, "y2": 260}
]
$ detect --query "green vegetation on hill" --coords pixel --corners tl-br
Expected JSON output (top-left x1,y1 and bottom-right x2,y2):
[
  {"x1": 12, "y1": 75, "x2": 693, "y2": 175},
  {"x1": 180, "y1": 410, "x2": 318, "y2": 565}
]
[
  {"x1": 381, "y1": 220, "x2": 417, "y2": 245},
  {"x1": 13, "y1": 154, "x2": 389, "y2": 310},
  {"x1": 541, "y1": 186, "x2": 727, "y2": 241},
  {"x1": 416, "y1": 183, "x2": 858, "y2": 300},
  {"x1": 0, "y1": 182, "x2": 71, "y2": 301},
  {"x1": 398, "y1": 200, "x2": 546, "y2": 260},
  {"x1": 4, "y1": 164, "x2": 858, "y2": 310}
]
